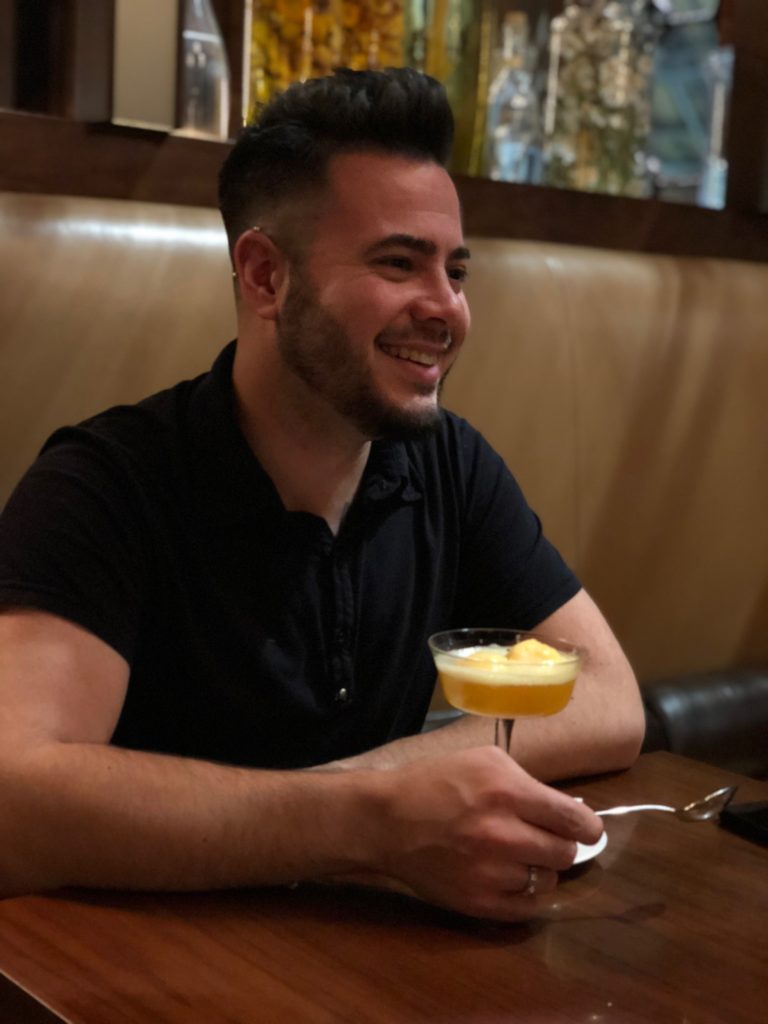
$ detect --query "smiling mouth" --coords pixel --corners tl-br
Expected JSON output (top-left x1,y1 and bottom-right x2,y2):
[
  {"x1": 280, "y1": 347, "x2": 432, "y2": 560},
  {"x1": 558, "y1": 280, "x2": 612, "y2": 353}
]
[{"x1": 378, "y1": 343, "x2": 443, "y2": 367}]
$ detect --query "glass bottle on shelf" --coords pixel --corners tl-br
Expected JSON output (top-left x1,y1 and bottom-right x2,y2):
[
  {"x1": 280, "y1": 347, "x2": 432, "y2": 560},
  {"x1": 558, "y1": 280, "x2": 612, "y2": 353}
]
[
  {"x1": 542, "y1": 0, "x2": 657, "y2": 197},
  {"x1": 697, "y1": 44, "x2": 733, "y2": 210},
  {"x1": 484, "y1": 11, "x2": 542, "y2": 183},
  {"x1": 177, "y1": 0, "x2": 231, "y2": 139},
  {"x1": 412, "y1": 0, "x2": 486, "y2": 175}
]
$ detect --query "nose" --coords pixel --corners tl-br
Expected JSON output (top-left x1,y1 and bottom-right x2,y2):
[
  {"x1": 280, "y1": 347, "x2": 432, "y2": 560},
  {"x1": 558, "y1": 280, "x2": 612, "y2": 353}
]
[{"x1": 409, "y1": 272, "x2": 469, "y2": 340}]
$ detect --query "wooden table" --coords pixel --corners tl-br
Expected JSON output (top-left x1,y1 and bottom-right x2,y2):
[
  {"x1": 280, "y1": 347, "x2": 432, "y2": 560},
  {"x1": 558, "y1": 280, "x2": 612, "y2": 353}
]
[{"x1": 0, "y1": 752, "x2": 765, "y2": 1024}]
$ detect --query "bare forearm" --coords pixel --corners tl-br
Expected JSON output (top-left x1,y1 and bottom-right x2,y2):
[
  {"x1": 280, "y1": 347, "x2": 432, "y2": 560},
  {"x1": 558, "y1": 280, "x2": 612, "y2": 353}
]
[
  {"x1": 323, "y1": 713, "x2": 493, "y2": 771},
  {"x1": 0, "y1": 740, "x2": 609, "y2": 923},
  {"x1": 0, "y1": 742, "x2": 378, "y2": 897},
  {"x1": 511, "y1": 592, "x2": 644, "y2": 779},
  {"x1": 509, "y1": 664, "x2": 644, "y2": 781},
  {"x1": 333, "y1": 645, "x2": 644, "y2": 780}
]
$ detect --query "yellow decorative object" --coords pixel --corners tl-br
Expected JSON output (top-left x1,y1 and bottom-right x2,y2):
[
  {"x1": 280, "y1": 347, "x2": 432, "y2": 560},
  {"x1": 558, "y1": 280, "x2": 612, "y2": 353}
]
[
  {"x1": 247, "y1": 0, "x2": 407, "y2": 117},
  {"x1": 418, "y1": 0, "x2": 487, "y2": 175}
]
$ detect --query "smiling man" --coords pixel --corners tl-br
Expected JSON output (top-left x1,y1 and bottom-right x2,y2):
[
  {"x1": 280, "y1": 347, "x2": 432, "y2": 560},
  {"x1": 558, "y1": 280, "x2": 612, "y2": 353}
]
[
  {"x1": 0, "y1": 69, "x2": 643, "y2": 919},
  {"x1": 230, "y1": 148, "x2": 470, "y2": 533}
]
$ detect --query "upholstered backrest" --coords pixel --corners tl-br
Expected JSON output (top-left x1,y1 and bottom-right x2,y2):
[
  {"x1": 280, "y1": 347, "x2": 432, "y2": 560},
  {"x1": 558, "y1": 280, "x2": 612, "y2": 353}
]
[
  {"x1": 445, "y1": 240, "x2": 768, "y2": 681},
  {"x1": 0, "y1": 191, "x2": 234, "y2": 508},
  {"x1": 2, "y1": 190, "x2": 766, "y2": 683}
]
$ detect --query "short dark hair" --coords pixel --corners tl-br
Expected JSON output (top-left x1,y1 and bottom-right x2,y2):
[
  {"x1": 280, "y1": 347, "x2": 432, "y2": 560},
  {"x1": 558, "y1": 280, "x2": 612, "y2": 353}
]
[{"x1": 218, "y1": 67, "x2": 454, "y2": 254}]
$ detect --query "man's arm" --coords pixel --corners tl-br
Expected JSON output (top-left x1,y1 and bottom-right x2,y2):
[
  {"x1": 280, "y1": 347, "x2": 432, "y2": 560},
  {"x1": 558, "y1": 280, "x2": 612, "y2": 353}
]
[
  {"x1": 332, "y1": 590, "x2": 645, "y2": 781},
  {"x1": 0, "y1": 608, "x2": 603, "y2": 920}
]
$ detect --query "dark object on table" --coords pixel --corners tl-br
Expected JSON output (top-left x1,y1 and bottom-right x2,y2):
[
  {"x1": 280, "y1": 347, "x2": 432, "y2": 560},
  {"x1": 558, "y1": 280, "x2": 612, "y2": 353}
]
[{"x1": 719, "y1": 800, "x2": 768, "y2": 846}]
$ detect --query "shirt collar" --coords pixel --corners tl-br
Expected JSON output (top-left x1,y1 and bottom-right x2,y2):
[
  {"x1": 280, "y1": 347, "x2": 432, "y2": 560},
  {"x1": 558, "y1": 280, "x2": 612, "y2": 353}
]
[
  {"x1": 188, "y1": 342, "x2": 424, "y2": 516},
  {"x1": 360, "y1": 438, "x2": 422, "y2": 504}
]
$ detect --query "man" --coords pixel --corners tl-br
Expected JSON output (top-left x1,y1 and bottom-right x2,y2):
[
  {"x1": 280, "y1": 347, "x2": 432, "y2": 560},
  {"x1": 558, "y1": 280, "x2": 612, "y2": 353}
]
[{"x1": 0, "y1": 68, "x2": 643, "y2": 920}]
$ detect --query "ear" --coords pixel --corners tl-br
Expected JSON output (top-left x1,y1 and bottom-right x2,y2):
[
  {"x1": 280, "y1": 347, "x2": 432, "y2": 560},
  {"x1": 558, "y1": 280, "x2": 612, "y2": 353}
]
[{"x1": 232, "y1": 228, "x2": 288, "y2": 320}]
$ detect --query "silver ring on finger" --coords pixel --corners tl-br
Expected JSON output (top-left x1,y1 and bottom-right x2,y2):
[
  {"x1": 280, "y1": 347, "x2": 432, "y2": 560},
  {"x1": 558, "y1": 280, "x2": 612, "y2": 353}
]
[{"x1": 523, "y1": 865, "x2": 538, "y2": 897}]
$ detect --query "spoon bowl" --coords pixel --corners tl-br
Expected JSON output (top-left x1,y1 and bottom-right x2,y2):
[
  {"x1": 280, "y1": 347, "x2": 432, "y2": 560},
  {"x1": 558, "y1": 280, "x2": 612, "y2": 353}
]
[{"x1": 595, "y1": 785, "x2": 738, "y2": 821}]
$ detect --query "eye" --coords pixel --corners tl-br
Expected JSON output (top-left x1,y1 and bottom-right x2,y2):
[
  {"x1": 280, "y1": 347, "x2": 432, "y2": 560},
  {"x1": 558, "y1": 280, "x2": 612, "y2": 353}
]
[
  {"x1": 376, "y1": 256, "x2": 414, "y2": 272},
  {"x1": 448, "y1": 265, "x2": 469, "y2": 283}
]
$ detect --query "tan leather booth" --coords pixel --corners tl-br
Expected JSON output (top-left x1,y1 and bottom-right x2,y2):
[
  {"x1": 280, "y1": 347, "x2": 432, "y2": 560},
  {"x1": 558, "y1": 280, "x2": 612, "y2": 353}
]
[
  {"x1": 1, "y1": 190, "x2": 767, "y2": 689},
  {"x1": 0, "y1": 191, "x2": 235, "y2": 505}
]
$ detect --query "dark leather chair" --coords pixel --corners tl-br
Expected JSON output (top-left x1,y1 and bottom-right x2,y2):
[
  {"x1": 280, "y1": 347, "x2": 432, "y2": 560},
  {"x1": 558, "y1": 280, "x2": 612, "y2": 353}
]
[{"x1": 641, "y1": 668, "x2": 768, "y2": 779}]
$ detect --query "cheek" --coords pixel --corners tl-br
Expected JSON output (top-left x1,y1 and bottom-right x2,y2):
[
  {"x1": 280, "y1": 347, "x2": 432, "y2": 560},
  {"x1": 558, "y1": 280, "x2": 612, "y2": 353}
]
[
  {"x1": 320, "y1": 279, "x2": 398, "y2": 323},
  {"x1": 460, "y1": 298, "x2": 471, "y2": 333},
  {"x1": 451, "y1": 298, "x2": 471, "y2": 345}
]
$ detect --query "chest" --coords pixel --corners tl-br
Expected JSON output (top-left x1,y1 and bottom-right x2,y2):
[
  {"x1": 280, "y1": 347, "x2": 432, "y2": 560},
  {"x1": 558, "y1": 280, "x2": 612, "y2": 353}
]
[{"x1": 120, "y1": 489, "x2": 460, "y2": 766}]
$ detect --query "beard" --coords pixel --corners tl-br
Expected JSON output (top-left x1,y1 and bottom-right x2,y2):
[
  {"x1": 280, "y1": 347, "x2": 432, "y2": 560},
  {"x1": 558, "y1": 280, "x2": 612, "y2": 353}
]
[{"x1": 275, "y1": 268, "x2": 446, "y2": 441}]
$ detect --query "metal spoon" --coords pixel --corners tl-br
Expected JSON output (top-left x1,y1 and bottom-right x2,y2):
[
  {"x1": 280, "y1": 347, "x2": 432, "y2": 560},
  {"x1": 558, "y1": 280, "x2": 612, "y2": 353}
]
[{"x1": 595, "y1": 785, "x2": 738, "y2": 822}]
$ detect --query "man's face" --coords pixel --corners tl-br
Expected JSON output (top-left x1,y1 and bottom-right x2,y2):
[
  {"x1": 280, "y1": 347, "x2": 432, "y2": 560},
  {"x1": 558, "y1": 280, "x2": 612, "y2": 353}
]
[{"x1": 274, "y1": 151, "x2": 471, "y2": 440}]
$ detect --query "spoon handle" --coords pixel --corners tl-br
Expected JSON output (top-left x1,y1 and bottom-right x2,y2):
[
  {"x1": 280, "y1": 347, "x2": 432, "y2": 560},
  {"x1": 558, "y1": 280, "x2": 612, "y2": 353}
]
[{"x1": 596, "y1": 803, "x2": 675, "y2": 817}]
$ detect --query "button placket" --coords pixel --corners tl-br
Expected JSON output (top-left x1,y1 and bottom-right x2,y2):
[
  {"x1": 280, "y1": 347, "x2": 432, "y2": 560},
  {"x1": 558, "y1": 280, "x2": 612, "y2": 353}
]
[{"x1": 329, "y1": 535, "x2": 355, "y2": 706}]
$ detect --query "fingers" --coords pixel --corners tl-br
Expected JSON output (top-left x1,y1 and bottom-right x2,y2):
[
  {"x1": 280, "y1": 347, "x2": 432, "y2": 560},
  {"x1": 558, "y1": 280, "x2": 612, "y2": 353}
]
[
  {"x1": 513, "y1": 777, "x2": 604, "y2": 847},
  {"x1": 447, "y1": 865, "x2": 561, "y2": 922},
  {"x1": 458, "y1": 745, "x2": 604, "y2": 853},
  {"x1": 374, "y1": 746, "x2": 602, "y2": 922},
  {"x1": 505, "y1": 863, "x2": 558, "y2": 899},
  {"x1": 506, "y1": 820, "x2": 578, "y2": 873},
  {"x1": 458, "y1": 745, "x2": 604, "y2": 848}
]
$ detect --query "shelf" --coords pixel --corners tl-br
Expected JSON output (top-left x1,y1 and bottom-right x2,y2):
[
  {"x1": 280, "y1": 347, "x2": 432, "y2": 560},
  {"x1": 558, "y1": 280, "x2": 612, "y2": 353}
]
[
  {"x1": 456, "y1": 175, "x2": 768, "y2": 263},
  {"x1": 0, "y1": 110, "x2": 225, "y2": 208},
  {"x1": 1, "y1": 109, "x2": 766, "y2": 263},
  {"x1": 1, "y1": 0, "x2": 766, "y2": 264}
]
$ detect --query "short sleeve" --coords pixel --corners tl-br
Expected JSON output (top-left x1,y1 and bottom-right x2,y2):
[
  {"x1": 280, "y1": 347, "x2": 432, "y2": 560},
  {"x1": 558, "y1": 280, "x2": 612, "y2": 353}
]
[
  {"x1": 0, "y1": 428, "x2": 149, "y2": 662},
  {"x1": 450, "y1": 419, "x2": 581, "y2": 628}
]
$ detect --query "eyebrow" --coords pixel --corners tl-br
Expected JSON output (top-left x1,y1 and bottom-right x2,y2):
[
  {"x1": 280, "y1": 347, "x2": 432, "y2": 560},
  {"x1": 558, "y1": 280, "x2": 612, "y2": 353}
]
[{"x1": 363, "y1": 234, "x2": 471, "y2": 262}]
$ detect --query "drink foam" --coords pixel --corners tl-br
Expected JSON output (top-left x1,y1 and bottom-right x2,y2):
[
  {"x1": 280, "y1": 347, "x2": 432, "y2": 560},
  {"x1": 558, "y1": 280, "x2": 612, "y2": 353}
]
[{"x1": 435, "y1": 644, "x2": 578, "y2": 686}]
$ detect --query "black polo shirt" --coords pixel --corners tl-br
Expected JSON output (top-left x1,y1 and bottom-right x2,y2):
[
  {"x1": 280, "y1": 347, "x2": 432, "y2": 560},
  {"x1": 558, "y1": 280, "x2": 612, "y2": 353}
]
[{"x1": 0, "y1": 343, "x2": 580, "y2": 768}]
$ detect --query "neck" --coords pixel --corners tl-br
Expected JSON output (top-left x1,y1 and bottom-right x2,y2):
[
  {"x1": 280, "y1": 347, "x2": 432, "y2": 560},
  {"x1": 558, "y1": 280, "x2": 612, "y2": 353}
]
[{"x1": 232, "y1": 337, "x2": 371, "y2": 535}]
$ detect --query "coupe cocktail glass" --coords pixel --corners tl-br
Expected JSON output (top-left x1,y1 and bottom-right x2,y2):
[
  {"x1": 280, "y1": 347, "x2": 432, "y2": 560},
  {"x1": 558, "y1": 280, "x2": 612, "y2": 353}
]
[{"x1": 428, "y1": 628, "x2": 582, "y2": 754}]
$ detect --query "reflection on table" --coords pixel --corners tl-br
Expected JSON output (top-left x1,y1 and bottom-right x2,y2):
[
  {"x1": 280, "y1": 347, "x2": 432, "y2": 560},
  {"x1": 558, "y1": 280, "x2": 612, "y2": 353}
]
[{"x1": 0, "y1": 752, "x2": 765, "y2": 1024}]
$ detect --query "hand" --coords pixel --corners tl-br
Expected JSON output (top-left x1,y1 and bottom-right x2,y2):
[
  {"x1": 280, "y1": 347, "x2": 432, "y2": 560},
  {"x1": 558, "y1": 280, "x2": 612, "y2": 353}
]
[{"x1": 365, "y1": 746, "x2": 603, "y2": 921}]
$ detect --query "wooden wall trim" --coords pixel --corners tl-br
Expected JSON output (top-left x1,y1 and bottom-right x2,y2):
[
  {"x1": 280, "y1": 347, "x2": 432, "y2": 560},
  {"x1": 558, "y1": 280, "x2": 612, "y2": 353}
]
[
  {"x1": 0, "y1": 0, "x2": 14, "y2": 108},
  {"x1": 455, "y1": 174, "x2": 768, "y2": 263},
  {"x1": 1, "y1": 109, "x2": 766, "y2": 262},
  {"x1": 0, "y1": 112, "x2": 223, "y2": 207},
  {"x1": 727, "y1": 0, "x2": 768, "y2": 213}
]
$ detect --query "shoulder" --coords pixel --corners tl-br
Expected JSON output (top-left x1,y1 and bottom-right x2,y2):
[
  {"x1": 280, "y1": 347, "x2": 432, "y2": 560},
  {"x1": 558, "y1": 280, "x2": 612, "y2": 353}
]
[{"x1": 36, "y1": 369, "x2": 209, "y2": 489}]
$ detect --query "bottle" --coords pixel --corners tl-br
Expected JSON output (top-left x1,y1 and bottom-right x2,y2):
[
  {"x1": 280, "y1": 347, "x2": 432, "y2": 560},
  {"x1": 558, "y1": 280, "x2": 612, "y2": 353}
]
[
  {"x1": 415, "y1": 0, "x2": 485, "y2": 175},
  {"x1": 484, "y1": 11, "x2": 542, "y2": 183},
  {"x1": 542, "y1": 0, "x2": 656, "y2": 197},
  {"x1": 178, "y1": 0, "x2": 231, "y2": 139},
  {"x1": 697, "y1": 45, "x2": 734, "y2": 210}
]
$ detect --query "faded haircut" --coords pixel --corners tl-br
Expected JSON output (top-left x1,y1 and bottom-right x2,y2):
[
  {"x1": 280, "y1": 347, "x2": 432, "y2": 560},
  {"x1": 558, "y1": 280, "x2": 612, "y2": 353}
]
[{"x1": 217, "y1": 67, "x2": 454, "y2": 256}]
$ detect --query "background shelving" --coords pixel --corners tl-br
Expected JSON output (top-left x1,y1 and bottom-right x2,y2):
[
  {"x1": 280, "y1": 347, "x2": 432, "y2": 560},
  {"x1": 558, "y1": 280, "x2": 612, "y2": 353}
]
[{"x1": 0, "y1": 0, "x2": 765, "y2": 261}]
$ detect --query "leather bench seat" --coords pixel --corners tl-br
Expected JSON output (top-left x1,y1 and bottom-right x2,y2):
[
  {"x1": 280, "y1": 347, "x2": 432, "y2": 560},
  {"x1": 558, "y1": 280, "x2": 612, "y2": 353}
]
[
  {"x1": 642, "y1": 668, "x2": 768, "y2": 778},
  {"x1": 2, "y1": 190, "x2": 766, "y2": 775}
]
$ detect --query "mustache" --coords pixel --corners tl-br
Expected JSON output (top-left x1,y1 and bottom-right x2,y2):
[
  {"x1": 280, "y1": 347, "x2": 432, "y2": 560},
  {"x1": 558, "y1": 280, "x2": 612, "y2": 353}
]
[{"x1": 376, "y1": 324, "x2": 452, "y2": 348}]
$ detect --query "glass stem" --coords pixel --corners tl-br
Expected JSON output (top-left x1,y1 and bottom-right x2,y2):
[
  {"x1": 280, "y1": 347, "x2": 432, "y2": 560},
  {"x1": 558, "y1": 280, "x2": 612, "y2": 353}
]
[{"x1": 495, "y1": 717, "x2": 515, "y2": 755}]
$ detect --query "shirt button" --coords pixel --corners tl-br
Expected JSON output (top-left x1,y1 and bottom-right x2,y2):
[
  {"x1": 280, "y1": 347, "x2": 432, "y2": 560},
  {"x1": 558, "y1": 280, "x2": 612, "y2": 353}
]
[{"x1": 335, "y1": 688, "x2": 349, "y2": 702}]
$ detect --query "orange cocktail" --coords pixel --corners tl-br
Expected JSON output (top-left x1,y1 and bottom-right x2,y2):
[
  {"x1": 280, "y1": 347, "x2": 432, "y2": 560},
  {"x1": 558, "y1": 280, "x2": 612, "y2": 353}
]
[
  {"x1": 428, "y1": 629, "x2": 582, "y2": 753},
  {"x1": 435, "y1": 642, "x2": 578, "y2": 718}
]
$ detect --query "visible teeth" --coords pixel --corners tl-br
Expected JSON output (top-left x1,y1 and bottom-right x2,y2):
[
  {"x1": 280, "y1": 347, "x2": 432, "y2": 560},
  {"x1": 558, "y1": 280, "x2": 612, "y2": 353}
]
[{"x1": 381, "y1": 345, "x2": 438, "y2": 366}]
